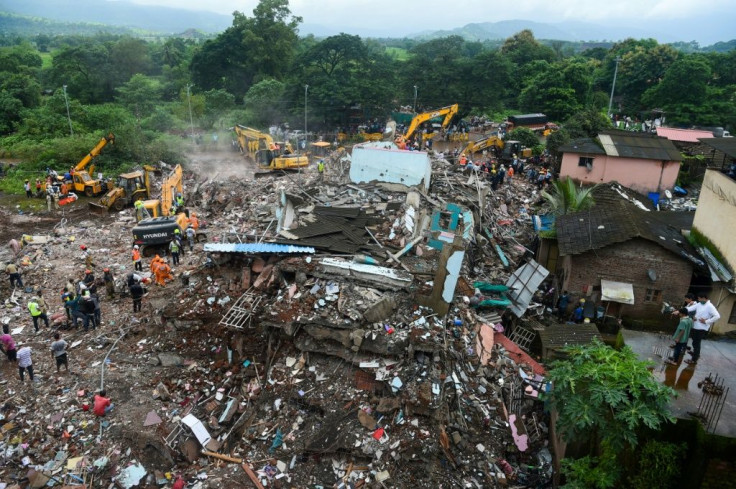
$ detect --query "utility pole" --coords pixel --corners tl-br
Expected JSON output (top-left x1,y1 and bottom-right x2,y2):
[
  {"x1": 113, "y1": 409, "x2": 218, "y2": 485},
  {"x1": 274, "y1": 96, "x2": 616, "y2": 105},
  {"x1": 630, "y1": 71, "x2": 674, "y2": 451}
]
[
  {"x1": 304, "y1": 85, "x2": 309, "y2": 144},
  {"x1": 186, "y1": 84, "x2": 195, "y2": 142},
  {"x1": 607, "y1": 57, "x2": 622, "y2": 117},
  {"x1": 413, "y1": 85, "x2": 418, "y2": 113},
  {"x1": 62, "y1": 85, "x2": 73, "y2": 136}
]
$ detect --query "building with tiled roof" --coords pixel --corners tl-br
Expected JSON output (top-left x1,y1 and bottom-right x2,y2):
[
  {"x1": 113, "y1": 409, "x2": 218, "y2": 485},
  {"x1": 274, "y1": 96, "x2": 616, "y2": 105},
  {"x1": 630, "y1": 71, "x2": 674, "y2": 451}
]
[{"x1": 559, "y1": 130, "x2": 682, "y2": 195}]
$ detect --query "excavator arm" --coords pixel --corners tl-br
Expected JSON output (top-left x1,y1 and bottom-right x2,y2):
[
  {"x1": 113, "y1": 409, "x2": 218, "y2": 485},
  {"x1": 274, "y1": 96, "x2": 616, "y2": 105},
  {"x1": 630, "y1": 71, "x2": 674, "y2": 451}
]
[
  {"x1": 234, "y1": 125, "x2": 273, "y2": 155},
  {"x1": 403, "y1": 104, "x2": 458, "y2": 141},
  {"x1": 160, "y1": 164, "x2": 183, "y2": 216},
  {"x1": 462, "y1": 135, "x2": 504, "y2": 155},
  {"x1": 75, "y1": 132, "x2": 115, "y2": 174}
]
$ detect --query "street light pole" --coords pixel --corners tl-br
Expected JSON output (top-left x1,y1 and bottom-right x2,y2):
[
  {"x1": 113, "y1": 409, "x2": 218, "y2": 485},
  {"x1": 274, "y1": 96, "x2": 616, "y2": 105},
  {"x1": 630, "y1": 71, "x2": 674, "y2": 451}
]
[
  {"x1": 62, "y1": 85, "x2": 73, "y2": 136},
  {"x1": 304, "y1": 85, "x2": 309, "y2": 142},
  {"x1": 186, "y1": 84, "x2": 195, "y2": 142},
  {"x1": 607, "y1": 57, "x2": 622, "y2": 117},
  {"x1": 413, "y1": 85, "x2": 418, "y2": 113}
]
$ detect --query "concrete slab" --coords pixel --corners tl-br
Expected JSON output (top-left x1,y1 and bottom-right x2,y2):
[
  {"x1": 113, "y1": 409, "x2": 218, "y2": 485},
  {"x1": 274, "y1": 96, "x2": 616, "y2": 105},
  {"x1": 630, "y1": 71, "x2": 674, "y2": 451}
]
[{"x1": 622, "y1": 329, "x2": 736, "y2": 437}]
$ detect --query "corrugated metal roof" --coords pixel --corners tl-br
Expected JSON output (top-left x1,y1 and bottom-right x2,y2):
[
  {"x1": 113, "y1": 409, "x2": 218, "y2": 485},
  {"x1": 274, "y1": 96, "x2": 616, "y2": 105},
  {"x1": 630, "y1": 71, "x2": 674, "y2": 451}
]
[
  {"x1": 602, "y1": 131, "x2": 682, "y2": 161},
  {"x1": 699, "y1": 137, "x2": 736, "y2": 158},
  {"x1": 699, "y1": 246, "x2": 733, "y2": 282},
  {"x1": 656, "y1": 127, "x2": 714, "y2": 143},
  {"x1": 203, "y1": 243, "x2": 315, "y2": 254}
]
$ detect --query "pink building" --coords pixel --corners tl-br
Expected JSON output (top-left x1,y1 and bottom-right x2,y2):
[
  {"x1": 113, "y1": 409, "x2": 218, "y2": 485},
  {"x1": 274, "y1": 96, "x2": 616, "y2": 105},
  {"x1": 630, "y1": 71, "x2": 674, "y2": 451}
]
[{"x1": 558, "y1": 131, "x2": 682, "y2": 195}]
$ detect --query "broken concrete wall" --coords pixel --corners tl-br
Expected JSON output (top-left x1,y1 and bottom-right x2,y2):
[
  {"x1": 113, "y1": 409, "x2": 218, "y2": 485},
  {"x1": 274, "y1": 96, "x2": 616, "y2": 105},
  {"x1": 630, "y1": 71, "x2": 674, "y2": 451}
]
[{"x1": 350, "y1": 142, "x2": 432, "y2": 192}]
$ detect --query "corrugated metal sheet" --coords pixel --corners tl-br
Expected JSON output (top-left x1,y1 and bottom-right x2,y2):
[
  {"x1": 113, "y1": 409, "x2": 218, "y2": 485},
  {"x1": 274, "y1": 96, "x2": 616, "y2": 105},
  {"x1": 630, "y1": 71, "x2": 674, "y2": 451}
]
[
  {"x1": 605, "y1": 131, "x2": 682, "y2": 161},
  {"x1": 203, "y1": 243, "x2": 315, "y2": 254},
  {"x1": 699, "y1": 247, "x2": 733, "y2": 282},
  {"x1": 598, "y1": 134, "x2": 619, "y2": 156},
  {"x1": 656, "y1": 127, "x2": 713, "y2": 143}
]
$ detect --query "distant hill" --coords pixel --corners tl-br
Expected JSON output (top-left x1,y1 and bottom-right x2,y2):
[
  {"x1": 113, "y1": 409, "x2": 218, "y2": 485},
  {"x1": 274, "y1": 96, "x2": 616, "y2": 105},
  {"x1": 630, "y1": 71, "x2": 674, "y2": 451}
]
[
  {"x1": 0, "y1": 0, "x2": 231, "y2": 34},
  {"x1": 0, "y1": 11, "x2": 141, "y2": 36},
  {"x1": 412, "y1": 19, "x2": 667, "y2": 43}
]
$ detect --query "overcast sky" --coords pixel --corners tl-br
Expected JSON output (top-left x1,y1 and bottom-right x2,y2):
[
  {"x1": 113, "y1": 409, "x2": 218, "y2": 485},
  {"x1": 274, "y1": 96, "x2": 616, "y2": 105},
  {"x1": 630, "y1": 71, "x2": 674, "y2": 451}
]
[{"x1": 127, "y1": 0, "x2": 734, "y2": 39}]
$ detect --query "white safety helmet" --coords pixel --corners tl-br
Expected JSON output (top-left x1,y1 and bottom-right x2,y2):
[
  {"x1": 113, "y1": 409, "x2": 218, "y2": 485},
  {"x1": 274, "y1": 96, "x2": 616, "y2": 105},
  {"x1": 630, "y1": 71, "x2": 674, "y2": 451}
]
[{"x1": 134, "y1": 245, "x2": 139, "y2": 249}]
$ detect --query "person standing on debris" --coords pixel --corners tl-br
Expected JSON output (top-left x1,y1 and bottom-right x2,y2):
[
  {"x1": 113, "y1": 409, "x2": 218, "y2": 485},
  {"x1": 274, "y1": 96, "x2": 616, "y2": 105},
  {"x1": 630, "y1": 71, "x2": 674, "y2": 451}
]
[
  {"x1": 155, "y1": 258, "x2": 173, "y2": 287},
  {"x1": 51, "y1": 332, "x2": 69, "y2": 373},
  {"x1": 94, "y1": 390, "x2": 113, "y2": 416},
  {"x1": 103, "y1": 268, "x2": 115, "y2": 298},
  {"x1": 1, "y1": 333, "x2": 17, "y2": 362},
  {"x1": 83, "y1": 269, "x2": 97, "y2": 295},
  {"x1": 131, "y1": 279, "x2": 144, "y2": 313},
  {"x1": 169, "y1": 236, "x2": 181, "y2": 266},
  {"x1": 17, "y1": 345, "x2": 35, "y2": 382},
  {"x1": 185, "y1": 225, "x2": 196, "y2": 252},
  {"x1": 571, "y1": 299, "x2": 585, "y2": 324},
  {"x1": 66, "y1": 292, "x2": 84, "y2": 329},
  {"x1": 28, "y1": 293, "x2": 50, "y2": 332},
  {"x1": 91, "y1": 292, "x2": 101, "y2": 327},
  {"x1": 80, "y1": 245, "x2": 95, "y2": 269},
  {"x1": 5, "y1": 261, "x2": 23, "y2": 289},
  {"x1": 685, "y1": 293, "x2": 721, "y2": 365},
  {"x1": 79, "y1": 291, "x2": 97, "y2": 332},
  {"x1": 174, "y1": 228, "x2": 185, "y2": 257},
  {"x1": 24, "y1": 180, "x2": 32, "y2": 198},
  {"x1": 132, "y1": 245, "x2": 143, "y2": 271},
  {"x1": 556, "y1": 291, "x2": 570, "y2": 321},
  {"x1": 317, "y1": 159, "x2": 325, "y2": 180},
  {"x1": 666, "y1": 308, "x2": 693, "y2": 365}
]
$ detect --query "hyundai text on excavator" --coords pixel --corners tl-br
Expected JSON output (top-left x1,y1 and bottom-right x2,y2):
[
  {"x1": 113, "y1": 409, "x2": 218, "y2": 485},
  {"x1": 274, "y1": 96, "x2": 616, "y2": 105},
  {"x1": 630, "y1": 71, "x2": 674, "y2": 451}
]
[
  {"x1": 233, "y1": 125, "x2": 309, "y2": 175},
  {"x1": 130, "y1": 164, "x2": 206, "y2": 256},
  {"x1": 396, "y1": 104, "x2": 459, "y2": 146}
]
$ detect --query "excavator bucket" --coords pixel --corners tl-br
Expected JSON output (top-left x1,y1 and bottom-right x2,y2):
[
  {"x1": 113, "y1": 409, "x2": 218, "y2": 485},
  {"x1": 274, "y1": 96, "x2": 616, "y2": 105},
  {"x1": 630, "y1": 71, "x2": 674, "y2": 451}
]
[{"x1": 88, "y1": 201, "x2": 109, "y2": 214}]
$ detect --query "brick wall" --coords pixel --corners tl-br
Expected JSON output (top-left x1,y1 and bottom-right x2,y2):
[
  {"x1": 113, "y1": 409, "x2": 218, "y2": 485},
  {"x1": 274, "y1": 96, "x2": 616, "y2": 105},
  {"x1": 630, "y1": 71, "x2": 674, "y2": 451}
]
[{"x1": 561, "y1": 238, "x2": 693, "y2": 319}]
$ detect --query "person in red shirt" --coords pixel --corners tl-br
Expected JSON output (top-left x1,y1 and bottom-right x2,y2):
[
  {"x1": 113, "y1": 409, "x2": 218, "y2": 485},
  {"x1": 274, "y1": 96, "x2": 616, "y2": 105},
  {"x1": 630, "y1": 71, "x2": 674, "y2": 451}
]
[{"x1": 93, "y1": 390, "x2": 113, "y2": 416}]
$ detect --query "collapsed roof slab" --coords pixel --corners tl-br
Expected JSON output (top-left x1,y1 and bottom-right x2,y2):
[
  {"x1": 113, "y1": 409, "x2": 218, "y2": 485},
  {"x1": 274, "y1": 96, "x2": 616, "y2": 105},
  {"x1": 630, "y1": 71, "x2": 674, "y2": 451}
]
[
  {"x1": 349, "y1": 142, "x2": 432, "y2": 192},
  {"x1": 318, "y1": 258, "x2": 413, "y2": 290}
]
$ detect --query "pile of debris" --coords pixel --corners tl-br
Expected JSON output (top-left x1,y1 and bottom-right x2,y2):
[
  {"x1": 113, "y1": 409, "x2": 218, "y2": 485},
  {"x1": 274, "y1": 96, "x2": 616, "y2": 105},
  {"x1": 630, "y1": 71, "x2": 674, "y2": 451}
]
[{"x1": 0, "y1": 145, "x2": 556, "y2": 488}]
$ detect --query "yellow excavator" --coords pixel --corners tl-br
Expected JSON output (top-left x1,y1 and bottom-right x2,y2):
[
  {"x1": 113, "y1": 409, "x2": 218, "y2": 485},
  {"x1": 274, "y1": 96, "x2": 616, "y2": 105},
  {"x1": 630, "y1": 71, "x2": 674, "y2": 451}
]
[
  {"x1": 462, "y1": 134, "x2": 504, "y2": 156},
  {"x1": 233, "y1": 125, "x2": 309, "y2": 172},
  {"x1": 69, "y1": 133, "x2": 115, "y2": 196},
  {"x1": 398, "y1": 104, "x2": 459, "y2": 144},
  {"x1": 142, "y1": 164, "x2": 182, "y2": 218},
  {"x1": 89, "y1": 165, "x2": 156, "y2": 213}
]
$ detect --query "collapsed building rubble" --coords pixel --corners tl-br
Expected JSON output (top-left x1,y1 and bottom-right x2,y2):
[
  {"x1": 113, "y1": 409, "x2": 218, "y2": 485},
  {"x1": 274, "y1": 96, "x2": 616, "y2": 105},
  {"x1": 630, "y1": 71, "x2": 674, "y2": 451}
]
[{"x1": 0, "y1": 146, "x2": 558, "y2": 488}]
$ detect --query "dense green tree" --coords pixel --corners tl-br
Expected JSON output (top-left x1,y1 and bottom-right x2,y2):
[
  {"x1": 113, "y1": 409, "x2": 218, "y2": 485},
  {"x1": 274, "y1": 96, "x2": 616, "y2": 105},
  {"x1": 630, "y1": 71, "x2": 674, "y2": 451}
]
[
  {"x1": 546, "y1": 128, "x2": 571, "y2": 161},
  {"x1": 507, "y1": 127, "x2": 538, "y2": 149},
  {"x1": 0, "y1": 42, "x2": 42, "y2": 74},
  {"x1": 611, "y1": 42, "x2": 678, "y2": 112},
  {"x1": 1, "y1": 73, "x2": 41, "y2": 108},
  {"x1": 500, "y1": 30, "x2": 556, "y2": 67},
  {"x1": 546, "y1": 339, "x2": 675, "y2": 488},
  {"x1": 200, "y1": 88, "x2": 235, "y2": 129},
  {"x1": 109, "y1": 38, "x2": 152, "y2": 85},
  {"x1": 115, "y1": 74, "x2": 162, "y2": 119},
  {"x1": 519, "y1": 60, "x2": 593, "y2": 120},
  {"x1": 642, "y1": 56, "x2": 711, "y2": 108},
  {"x1": 243, "y1": 78, "x2": 286, "y2": 127},
  {"x1": 48, "y1": 41, "x2": 113, "y2": 103},
  {"x1": 563, "y1": 109, "x2": 612, "y2": 139},
  {"x1": 0, "y1": 92, "x2": 24, "y2": 134},
  {"x1": 190, "y1": 0, "x2": 301, "y2": 102}
]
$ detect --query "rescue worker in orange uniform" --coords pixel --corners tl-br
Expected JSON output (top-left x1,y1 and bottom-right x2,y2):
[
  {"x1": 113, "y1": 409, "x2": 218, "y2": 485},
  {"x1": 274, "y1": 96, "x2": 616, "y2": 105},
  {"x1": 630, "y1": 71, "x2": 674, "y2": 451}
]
[
  {"x1": 154, "y1": 258, "x2": 173, "y2": 286},
  {"x1": 132, "y1": 245, "x2": 142, "y2": 271}
]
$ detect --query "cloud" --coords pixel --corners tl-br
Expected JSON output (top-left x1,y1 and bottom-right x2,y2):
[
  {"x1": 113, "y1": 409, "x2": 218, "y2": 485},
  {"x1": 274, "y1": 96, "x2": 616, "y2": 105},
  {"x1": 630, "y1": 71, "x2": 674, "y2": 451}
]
[{"x1": 128, "y1": 0, "x2": 732, "y2": 33}]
